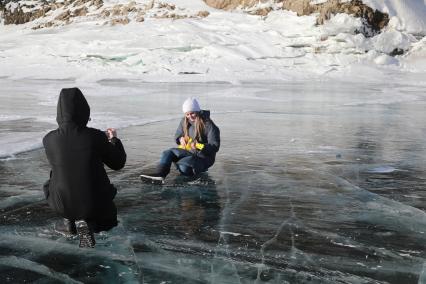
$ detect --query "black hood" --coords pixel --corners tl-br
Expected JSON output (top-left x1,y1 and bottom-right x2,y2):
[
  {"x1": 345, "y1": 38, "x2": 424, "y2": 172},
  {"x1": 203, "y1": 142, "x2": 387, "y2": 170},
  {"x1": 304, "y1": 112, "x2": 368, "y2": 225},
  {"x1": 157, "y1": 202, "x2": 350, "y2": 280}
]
[
  {"x1": 200, "y1": 110, "x2": 210, "y2": 120},
  {"x1": 187, "y1": 110, "x2": 210, "y2": 126},
  {"x1": 56, "y1": 88, "x2": 90, "y2": 127}
]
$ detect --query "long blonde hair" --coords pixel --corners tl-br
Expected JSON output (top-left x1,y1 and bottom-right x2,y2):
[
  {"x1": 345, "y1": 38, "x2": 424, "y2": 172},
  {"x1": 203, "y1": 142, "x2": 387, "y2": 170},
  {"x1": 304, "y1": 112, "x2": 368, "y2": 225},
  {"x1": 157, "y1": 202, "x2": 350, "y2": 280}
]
[{"x1": 183, "y1": 114, "x2": 205, "y2": 142}]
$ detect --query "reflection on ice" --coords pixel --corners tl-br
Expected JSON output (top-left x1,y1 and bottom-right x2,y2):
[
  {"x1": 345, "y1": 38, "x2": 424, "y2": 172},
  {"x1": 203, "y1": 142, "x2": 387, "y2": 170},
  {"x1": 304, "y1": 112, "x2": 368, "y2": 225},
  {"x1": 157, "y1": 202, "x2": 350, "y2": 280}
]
[
  {"x1": 366, "y1": 166, "x2": 400, "y2": 174},
  {"x1": 1, "y1": 81, "x2": 426, "y2": 283},
  {"x1": 1, "y1": 217, "x2": 142, "y2": 282},
  {"x1": 0, "y1": 256, "x2": 83, "y2": 284}
]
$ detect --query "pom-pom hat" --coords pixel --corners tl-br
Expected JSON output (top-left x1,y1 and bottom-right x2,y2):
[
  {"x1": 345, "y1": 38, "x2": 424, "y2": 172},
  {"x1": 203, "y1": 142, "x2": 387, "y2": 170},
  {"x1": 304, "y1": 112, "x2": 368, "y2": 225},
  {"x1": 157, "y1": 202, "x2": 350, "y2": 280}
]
[{"x1": 182, "y1": 97, "x2": 201, "y2": 113}]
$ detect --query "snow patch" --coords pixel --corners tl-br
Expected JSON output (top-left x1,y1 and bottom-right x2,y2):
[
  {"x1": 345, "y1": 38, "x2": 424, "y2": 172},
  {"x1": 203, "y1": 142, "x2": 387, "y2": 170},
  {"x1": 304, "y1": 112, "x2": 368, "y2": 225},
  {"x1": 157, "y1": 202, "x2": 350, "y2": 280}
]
[
  {"x1": 372, "y1": 29, "x2": 415, "y2": 54},
  {"x1": 374, "y1": 54, "x2": 399, "y2": 65},
  {"x1": 321, "y1": 13, "x2": 363, "y2": 36}
]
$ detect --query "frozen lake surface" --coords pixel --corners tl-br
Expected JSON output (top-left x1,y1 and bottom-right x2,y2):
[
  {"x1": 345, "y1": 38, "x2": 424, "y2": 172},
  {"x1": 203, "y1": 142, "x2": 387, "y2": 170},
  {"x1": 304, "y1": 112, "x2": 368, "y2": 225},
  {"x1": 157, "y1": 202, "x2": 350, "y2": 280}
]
[{"x1": 0, "y1": 79, "x2": 426, "y2": 283}]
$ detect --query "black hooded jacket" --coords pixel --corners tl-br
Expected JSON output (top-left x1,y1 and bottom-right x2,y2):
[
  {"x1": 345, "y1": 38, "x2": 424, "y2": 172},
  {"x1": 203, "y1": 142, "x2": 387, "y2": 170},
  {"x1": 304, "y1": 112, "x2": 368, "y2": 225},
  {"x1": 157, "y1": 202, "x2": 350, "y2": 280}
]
[{"x1": 43, "y1": 88, "x2": 126, "y2": 223}]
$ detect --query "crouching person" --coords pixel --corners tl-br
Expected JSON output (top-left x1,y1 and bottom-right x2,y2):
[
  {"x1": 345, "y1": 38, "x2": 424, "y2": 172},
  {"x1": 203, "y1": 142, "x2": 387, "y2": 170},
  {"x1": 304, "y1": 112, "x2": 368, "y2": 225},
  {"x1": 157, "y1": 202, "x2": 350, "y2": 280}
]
[
  {"x1": 140, "y1": 97, "x2": 220, "y2": 183},
  {"x1": 43, "y1": 87, "x2": 126, "y2": 248}
]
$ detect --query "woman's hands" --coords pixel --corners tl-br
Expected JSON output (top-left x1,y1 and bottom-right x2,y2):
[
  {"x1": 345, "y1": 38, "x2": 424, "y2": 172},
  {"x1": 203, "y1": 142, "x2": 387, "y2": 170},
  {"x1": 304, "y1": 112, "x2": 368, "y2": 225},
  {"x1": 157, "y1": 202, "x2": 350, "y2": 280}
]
[
  {"x1": 180, "y1": 136, "x2": 197, "y2": 151},
  {"x1": 106, "y1": 128, "x2": 117, "y2": 140},
  {"x1": 179, "y1": 136, "x2": 187, "y2": 148}
]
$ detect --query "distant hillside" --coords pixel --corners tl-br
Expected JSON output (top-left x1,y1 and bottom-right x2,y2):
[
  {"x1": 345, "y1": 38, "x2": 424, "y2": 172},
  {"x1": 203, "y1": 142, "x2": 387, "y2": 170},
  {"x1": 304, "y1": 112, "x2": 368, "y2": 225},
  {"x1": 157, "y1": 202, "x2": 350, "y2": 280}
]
[
  {"x1": 0, "y1": 0, "x2": 210, "y2": 29},
  {"x1": 203, "y1": 0, "x2": 388, "y2": 36},
  {"x1": 0, "y1": 0, "x2": 387, "y2": 37},
  {"x1": 2, "y1": 0, "x2": 425, "y2": 37}
]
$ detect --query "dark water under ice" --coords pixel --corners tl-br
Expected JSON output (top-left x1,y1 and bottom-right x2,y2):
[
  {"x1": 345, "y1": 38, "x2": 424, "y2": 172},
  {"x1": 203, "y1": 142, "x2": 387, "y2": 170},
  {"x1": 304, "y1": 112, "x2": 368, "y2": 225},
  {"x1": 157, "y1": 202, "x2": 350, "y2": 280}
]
[{"x1": 0, "y1": 81, "x2": 426, "y2": 283}]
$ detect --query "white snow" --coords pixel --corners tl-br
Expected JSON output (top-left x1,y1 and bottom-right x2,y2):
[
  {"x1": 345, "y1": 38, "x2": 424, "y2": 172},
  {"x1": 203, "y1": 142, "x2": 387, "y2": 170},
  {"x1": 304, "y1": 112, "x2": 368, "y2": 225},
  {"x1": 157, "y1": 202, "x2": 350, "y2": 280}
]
[
  {"x1": 0, "y1": 1, "x2": 424, "y2": 83},
  {"x1": 371, "y1": 29, "x2": 415, "y2": 54}
]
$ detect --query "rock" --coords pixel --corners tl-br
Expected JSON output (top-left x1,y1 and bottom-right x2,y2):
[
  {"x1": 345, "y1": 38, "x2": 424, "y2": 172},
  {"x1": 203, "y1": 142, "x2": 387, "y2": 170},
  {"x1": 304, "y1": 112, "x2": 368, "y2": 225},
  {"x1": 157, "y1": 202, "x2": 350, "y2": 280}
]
[
  {"x1": 102, "y1": 10, "x2": 110, "y2": 17},
  {"x1": 31, "y1": 20, "x2": 56, "y2": 30},
  {"x1": 312, "y1": 0, "x2": 389, "y2": 33},
  {"x1": 73, "y1": 7, "x2": 88, "y2": 17},
  {"x1": 157, "y1": 2, "x2": 176, "y2": 10},
  {"x1": 136, "y1": 13, "x2": 145, "y2": 22},
  {"x1": 107, "y1": 3, "x2": 136, "y2": 17},
  {"x1": 110, "y1": 17, "x2": 130, "y2": 25},
  {"x1": 55, "y1": 10, "x2": 71, "y2": 22},
  {"x1": 73, "y1": 0, "x2": 86, "y2": 7},
  {"x1": 281, "y1": 0, "x2": 314, "y2": 16},
  {"x1": 91, "y1": 0, "x2": 104, "y2": 9},
  {"x1": 4, "y1": 7, "x2": 33, "y2": 25},
  {"x1": 389, "y1": 48, "x2": 404, "y2": 56},
  {"x1": 0, "y1": 0, "x2": 224, "y2": 28},
  {"x1": 249, "y1": 7, "x2": 272, "y2": 16},
  {"x1": 203, "y1": 0, "x2": 262, "y2": 10},
  {"x1": 1, "y1": 0, "x2": 102, "y2": 25},
  {"x1": 203, "y1": 0, "x2": 389, "y2": 35},
  {"x1": 154, "y1": 13, "x2": 187, "y2": 20},
  {"x1": 111, "y1": 5, "x2": 123, "y2": 16},
  {"x1": 197, "y1": 11, "x2": 210, "y2": 18}
]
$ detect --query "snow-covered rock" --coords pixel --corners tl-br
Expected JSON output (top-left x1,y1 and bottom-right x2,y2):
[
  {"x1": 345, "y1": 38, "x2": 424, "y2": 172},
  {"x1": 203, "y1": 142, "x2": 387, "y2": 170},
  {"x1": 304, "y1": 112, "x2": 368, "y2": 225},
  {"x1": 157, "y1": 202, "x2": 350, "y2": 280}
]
[
  {"x1": 203, "y1": 0, "x2": 426, "y2": 36},
  {"x1": 0, "y1": 0, "x2": 210, "y2": 28},
  {"x1": 372, "y1": 29, "x2": 415, "y2": 55},
  {"x1": 203, "y1": 0, "x2": 390, "y2": 35},
  {"x1": 363, "y1": 0, "x2": 426, "y2": 35}
]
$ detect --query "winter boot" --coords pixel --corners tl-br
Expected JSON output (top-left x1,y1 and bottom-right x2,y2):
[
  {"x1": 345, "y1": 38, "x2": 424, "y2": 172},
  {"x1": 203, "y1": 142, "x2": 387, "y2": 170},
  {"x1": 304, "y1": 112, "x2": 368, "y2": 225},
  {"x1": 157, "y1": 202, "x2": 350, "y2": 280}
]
[
  {"x1": 140, "y1": 165, "x2": 168, "y2": 184},
  {"x1": 54, "y1": 218, "x2": 77, "y2": 236},
  {"x1": 75, "y1": 220, "x2": 96, "y2": 248}
]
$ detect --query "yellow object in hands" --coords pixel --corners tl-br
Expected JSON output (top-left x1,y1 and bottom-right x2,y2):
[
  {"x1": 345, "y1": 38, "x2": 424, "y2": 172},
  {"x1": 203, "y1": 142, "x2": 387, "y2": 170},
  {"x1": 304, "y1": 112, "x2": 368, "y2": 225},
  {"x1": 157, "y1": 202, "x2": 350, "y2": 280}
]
[
  {"x1": 178, "y1": 137, "x2": 205, "y2": 151},
  {"x1": 195, "y1": 142, "x2": 205, "y2": 150}
]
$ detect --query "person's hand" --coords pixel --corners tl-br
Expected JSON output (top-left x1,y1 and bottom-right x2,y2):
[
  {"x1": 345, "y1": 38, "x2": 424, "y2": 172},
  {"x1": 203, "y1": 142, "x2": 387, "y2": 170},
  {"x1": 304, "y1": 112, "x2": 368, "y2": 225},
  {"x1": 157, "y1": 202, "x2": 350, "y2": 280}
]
[
  {"x1": 179, "y1": 136, "x2": 187, "y2": 148},
  {"x1": 106, "y1": 128, "x2": 117, "y2": 140},
  {"x1": 190, "y1": 142, "x2": 196, "y2": 150}
]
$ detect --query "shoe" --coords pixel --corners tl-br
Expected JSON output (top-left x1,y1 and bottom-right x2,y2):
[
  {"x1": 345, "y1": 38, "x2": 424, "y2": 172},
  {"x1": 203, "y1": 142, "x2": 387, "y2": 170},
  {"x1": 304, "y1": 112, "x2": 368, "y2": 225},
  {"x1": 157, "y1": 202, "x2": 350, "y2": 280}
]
[
  {"x1": 140, "y1": 173, "x2": 165, "y2": 184},
  {"x1": 75, "y1": 220, "x2": 96, "y2": 248},
  {"x1": 140, "y1": 167, "x2": 166, "y2": 184},
  {"x1": 54, "y1": 218, "x2": 77, "y2": 236}
]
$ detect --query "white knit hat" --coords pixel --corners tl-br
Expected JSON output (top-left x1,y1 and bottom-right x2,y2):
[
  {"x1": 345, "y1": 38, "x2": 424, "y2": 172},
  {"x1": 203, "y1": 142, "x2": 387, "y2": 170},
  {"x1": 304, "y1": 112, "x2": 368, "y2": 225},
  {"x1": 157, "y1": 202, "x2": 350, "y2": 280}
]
[{"x1": 182, "y1": 97, "x2": 201, "y2": 113}]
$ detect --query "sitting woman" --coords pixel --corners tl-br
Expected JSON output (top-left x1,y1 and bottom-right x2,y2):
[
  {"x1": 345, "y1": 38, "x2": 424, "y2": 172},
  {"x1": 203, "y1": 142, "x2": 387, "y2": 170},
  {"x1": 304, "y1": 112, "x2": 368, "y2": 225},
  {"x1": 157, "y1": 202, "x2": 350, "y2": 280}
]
[{"x1": 141, "y1": 97, "x2": 220, "y2": 182}]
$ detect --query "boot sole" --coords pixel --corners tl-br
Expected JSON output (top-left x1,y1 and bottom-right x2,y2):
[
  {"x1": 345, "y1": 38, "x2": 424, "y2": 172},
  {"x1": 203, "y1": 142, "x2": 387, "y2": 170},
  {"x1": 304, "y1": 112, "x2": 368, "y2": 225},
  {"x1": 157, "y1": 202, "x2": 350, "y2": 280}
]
[
  {"x1": 53, "y1": 219, "x2": 77, "y2": 237},
  {"x1": 140, "y1": 175, "x2": 165, "y2": 185},
  {"x1": 76, "y1": 220, "x2": 96, "y2": 248}
]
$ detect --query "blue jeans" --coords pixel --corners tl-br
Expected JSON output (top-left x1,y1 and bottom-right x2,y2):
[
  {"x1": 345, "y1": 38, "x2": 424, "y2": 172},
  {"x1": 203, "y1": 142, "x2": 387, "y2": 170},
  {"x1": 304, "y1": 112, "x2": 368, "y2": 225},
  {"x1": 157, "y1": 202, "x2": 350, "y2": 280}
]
[{"x1": 159, "y1": 148, "x2": 195, "y2": 176}]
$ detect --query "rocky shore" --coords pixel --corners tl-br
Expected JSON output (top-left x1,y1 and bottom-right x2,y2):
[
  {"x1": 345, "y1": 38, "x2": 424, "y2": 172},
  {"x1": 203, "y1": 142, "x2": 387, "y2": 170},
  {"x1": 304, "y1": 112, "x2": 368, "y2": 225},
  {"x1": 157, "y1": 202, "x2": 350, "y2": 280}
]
[
  {"x1": 204, "y1": 0, "x2": 388, "y2": 34},
  {"x1": 0, "y1": 0, "x2": 210, "y2": 29},
  {"x1": 1, "y1": 0, "x2": 387, "y2": 36}
]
